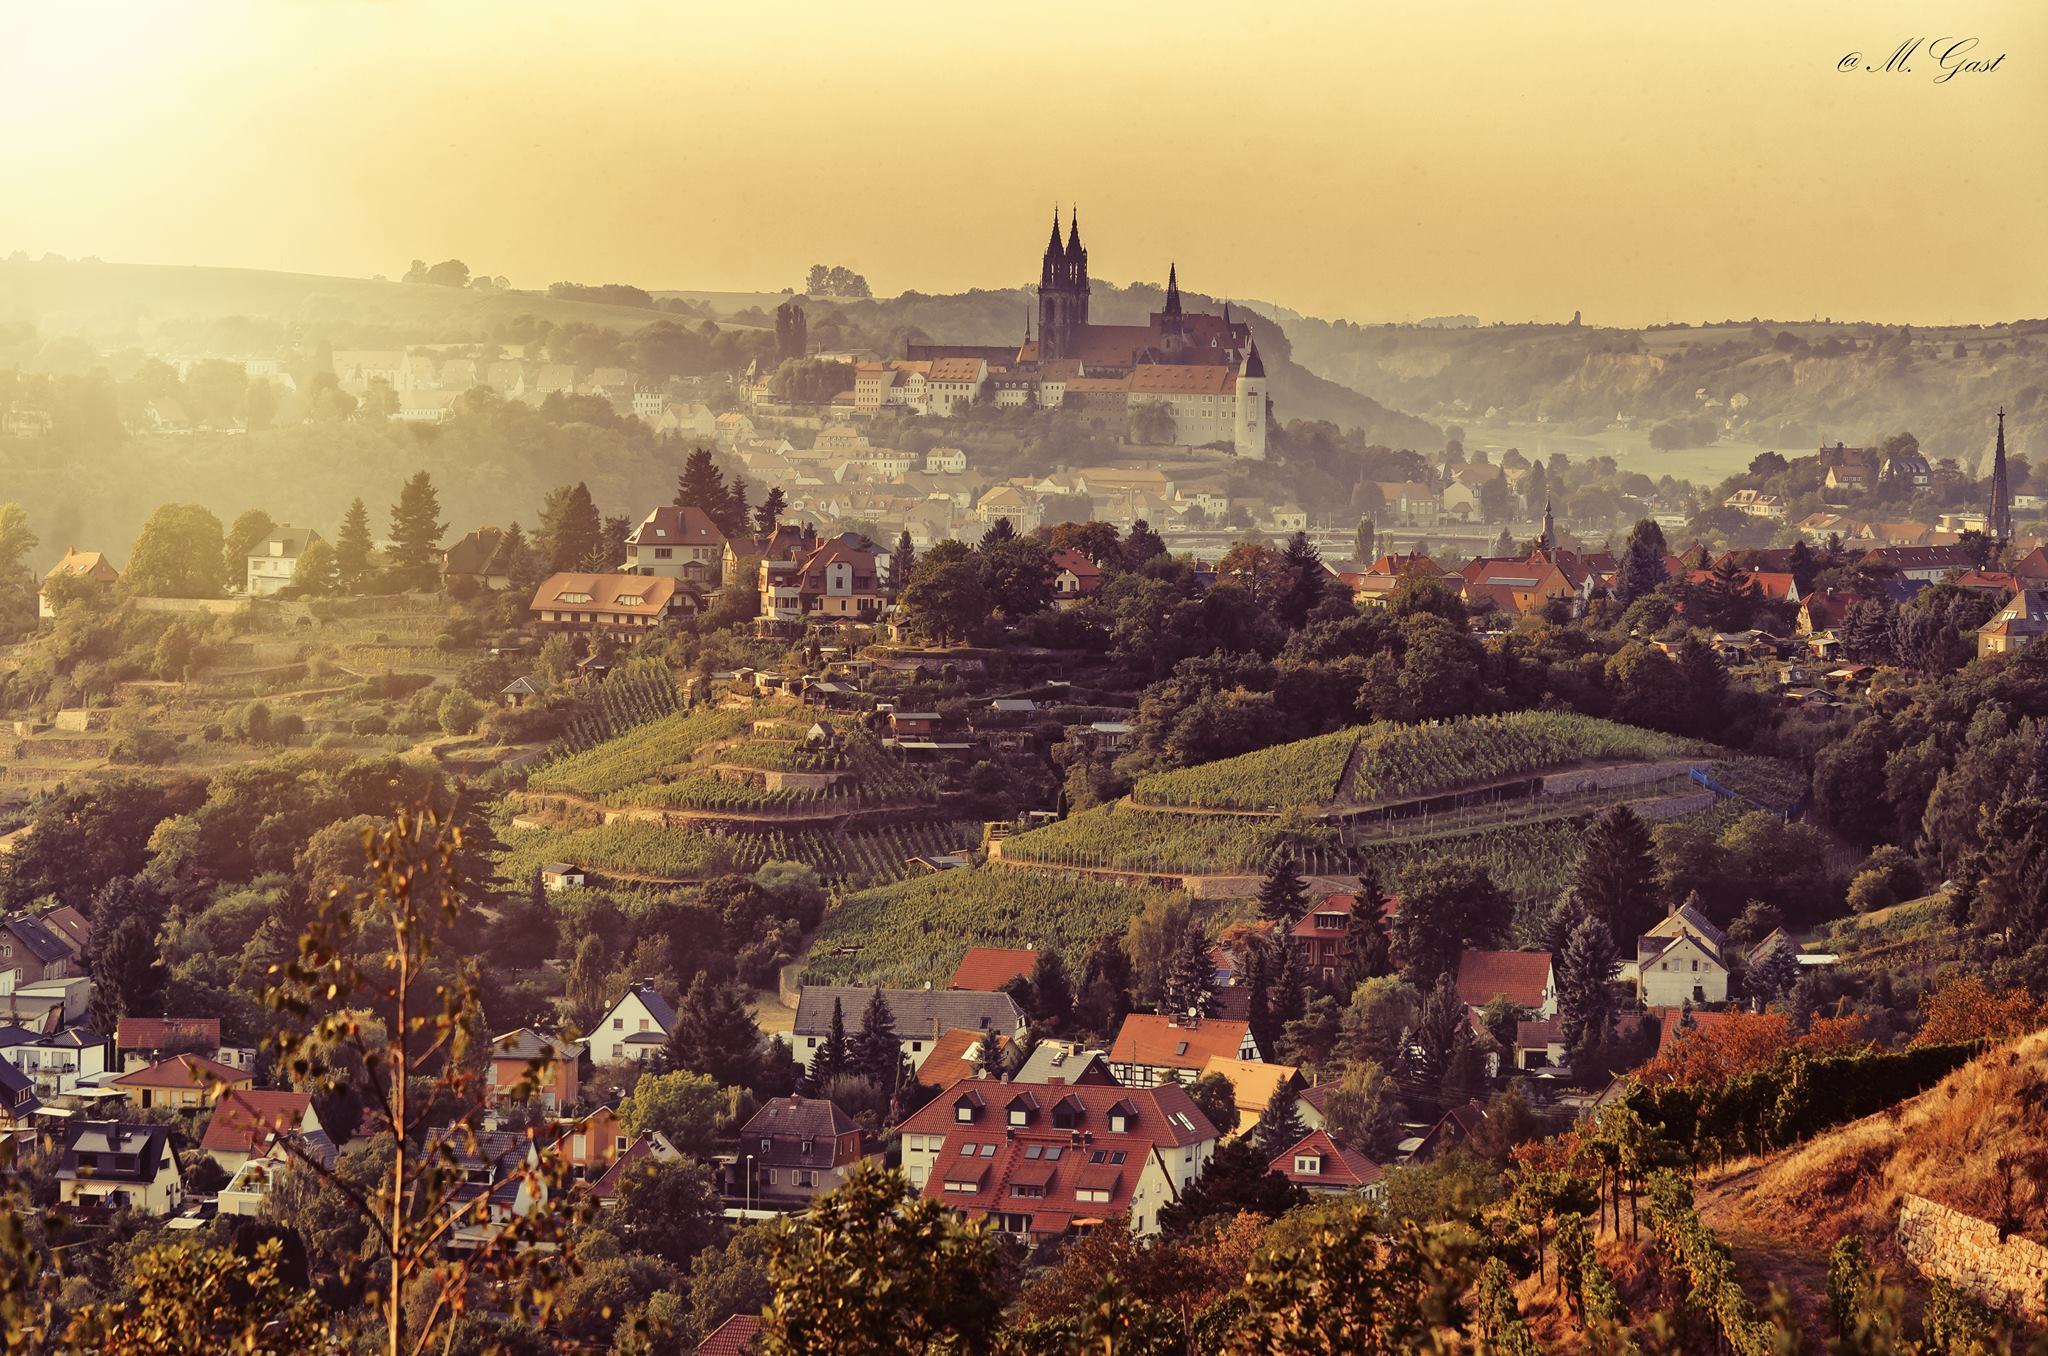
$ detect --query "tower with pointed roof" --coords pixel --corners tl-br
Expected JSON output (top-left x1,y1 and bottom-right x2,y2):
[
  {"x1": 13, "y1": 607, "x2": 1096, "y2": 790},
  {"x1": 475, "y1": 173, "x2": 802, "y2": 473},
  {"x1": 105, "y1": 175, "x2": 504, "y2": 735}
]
[
  {"x1": 1234, "y1": 336, "x2": 1268, "y2": 461},
  {"x1": 1037, "y1": 207, "x2": 1089, "y2": 362},
  {"x1": 1539, "y1": 501, "x2": 1556, "y2": 554},
  {"x1": 1160, "y1": 262, "x2": 1187, "y2": 359},
  {"x1": 1990, "y1": 407, "x2": 2014, "y2": 542}
]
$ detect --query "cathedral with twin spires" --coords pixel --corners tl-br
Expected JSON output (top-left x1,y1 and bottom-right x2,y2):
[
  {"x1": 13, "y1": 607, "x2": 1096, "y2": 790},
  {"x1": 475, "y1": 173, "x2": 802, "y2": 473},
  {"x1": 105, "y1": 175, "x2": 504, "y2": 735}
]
[{"x1": 893, "y1": 208, "x2": 1269, "y2": 458}]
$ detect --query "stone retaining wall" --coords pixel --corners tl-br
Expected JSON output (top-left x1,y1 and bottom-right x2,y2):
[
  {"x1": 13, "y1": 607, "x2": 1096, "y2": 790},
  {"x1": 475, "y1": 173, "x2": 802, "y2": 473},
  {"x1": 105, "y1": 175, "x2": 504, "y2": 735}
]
[{"x1": 1898, "y1": 1193, "x2": 2048, "y2": 1319}]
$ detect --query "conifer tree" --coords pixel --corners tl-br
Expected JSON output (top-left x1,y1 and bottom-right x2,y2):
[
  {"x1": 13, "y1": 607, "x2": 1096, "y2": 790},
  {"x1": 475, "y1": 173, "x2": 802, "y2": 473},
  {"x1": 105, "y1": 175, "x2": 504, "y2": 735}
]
[
  {"x1": 1572, "y1": 805, "x2": 1660, "y2": 943},
  {"x1": 1556, "y1": 914, "x2": 1620, "y2": 1064},
  {"x1": 886, "y1": 530, "x2": 915, "y2": 597},
  {"x1": 850, "y1": 987, "x2": 902, "y2": 1091},
  {"x1": 675, "y1": 446, "x2": 729, "y2": 518},
  {"x1": 1279, "y1": 532, "x2": 1325, "y2": 628},
  {"x1": 1257, "y1": 859, "x2": 1310, "y2": 927},
  {"x1": 539, "y1": 482, "x2": 604, "y2": 573},
  {"x1": 669, "y1": 974, "x2": 774, "y2": 1093},
  {"x1": 1123, "y1": 520, "x2": 1166, "y2": 565},
  {"x1": 1252, "y1": 1081, "x2": 1308, "y2": 1157},
  {"x1": 1408, "y1": 972, "x2": 1470, "y2": 1091},
  {"x1": 755, "y1": 487, "x2": 788, "y2": 536},
  {"x1": 1162, "y1": 929, "x2": 1216, "y2": 1017},
  {"x1": 1027, "y1": 950, "x2": 1073, "y2": 1029},
  {"x1": 386, "y1": 470, "x2": 446, "y2": 588},
  {"x1": 332, "y1": 496, "x2": 372, "y2": 590},
  {"x1": 982, "y1": 517, "x2": 1017, "y2": 546},
  {"x1": 1345, "y1": 868, "x2": 1394, "y2": 984},
  {"x1": 810, "y1": 997, "x2": 849, "y2": 1088},
  {"x1": 725, "y1": 477, "x2": 751, "y2": 540},
  {"x1": 1615, "y1": 518, "x2": 1670, "y2": 604}
]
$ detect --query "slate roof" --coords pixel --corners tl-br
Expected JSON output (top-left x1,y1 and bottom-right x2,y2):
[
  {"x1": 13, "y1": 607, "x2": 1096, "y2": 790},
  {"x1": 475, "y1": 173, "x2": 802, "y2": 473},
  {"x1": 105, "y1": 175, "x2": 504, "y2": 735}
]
[
  {"x1": 1011, "y1": 1043, "x2": 1116, "y2": 1085},
  {"x1": 60, "y1": 1121, "x2": 174, "y2": 1185},
  {"x1": 0, "y1": 915, "x2": 71, "y2": 965},
  {"x1": 739, "y1": 1095, "x2": 858, "y2": 1141},
  {"x1": 791, "y1": 986, "x2": 1024, "y2": 1040}
]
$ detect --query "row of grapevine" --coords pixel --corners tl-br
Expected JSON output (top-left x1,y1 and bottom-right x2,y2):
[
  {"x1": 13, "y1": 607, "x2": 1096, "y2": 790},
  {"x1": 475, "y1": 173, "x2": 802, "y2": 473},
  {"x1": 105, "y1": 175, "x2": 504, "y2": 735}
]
[
  {"x1": 548, "y1": 664, "x2": 683, "y2": 757},
  {"x1": 1132, "y1": 728, "x2": 1361, "y2": 810},
  {"x1": 805, "y1": 868, "x2": 1173, "y2": 987},
  {"x1": 503, "y1": 817, "x2": 981, "y2": 892},
  {"x1": 528, "y1": 706, "x2": 761, "y2": 796},
  {"x1": 1642, "y1": 1172, "x2": 1782, "y2": 1356},
  {"x1": 1349, "y1": 712, "x2": 1705, "y2": 803}
]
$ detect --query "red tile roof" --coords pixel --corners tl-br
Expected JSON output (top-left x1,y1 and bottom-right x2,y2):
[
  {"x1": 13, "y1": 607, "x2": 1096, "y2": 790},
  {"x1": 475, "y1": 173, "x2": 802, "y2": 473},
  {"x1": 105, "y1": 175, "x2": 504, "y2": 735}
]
[
  {"x1": 1108, "y1": 1014, "x2": 1254, "y2": 1073},
  {"x1": 111, "y1": 1053, "x2": 251, "y2": 1091},
  {"x1": 1287, "y1": 891, "x2": 1398, "y2": 941},
  {"x1": 1270, "y1": 1129, "x2": 1382, "y2": 1190},
  {"x1": 529, "y1": 571, "x2": 684, "y2": 619},
  {"x1": 1454, "y1": 950, "x2": 1553, "y2": 1010},
  {"x1": 916, "y1": 1029, "x2": 1009, "y2": 1086},
  {"x1": 898, "y1": 1079, "x2": 1218, "y2": 1235},
  {"x1": 948, "y1": 947, "x2": 1038, "y2": 993},
  {"x1": 200, "y1": 1089, "x2": 313, "y2": 1156},
  {"x1": 115, "y1": 1016, "x2": 221, "y2": 1051},
  {"x1": 694, "y1": 1313, "x2": 763, "y2": 1356}
]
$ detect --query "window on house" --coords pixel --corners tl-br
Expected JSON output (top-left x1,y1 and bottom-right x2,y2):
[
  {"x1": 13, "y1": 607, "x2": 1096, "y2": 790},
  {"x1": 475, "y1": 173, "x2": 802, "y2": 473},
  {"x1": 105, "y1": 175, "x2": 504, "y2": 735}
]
[
  {"x1": 1295, "y1": 1155, "x2": 1322, "y2": 1174},
  {"x1": 612, "y1": 1018, "x2": 623, "y2": 1030}
]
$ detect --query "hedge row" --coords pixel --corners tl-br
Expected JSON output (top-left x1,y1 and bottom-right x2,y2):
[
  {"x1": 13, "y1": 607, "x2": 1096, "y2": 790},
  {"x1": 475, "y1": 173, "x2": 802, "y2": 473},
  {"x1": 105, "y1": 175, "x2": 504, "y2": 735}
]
[{"x1": 1621, "y1": 1040, "x2": 1983, "y2": 1163}]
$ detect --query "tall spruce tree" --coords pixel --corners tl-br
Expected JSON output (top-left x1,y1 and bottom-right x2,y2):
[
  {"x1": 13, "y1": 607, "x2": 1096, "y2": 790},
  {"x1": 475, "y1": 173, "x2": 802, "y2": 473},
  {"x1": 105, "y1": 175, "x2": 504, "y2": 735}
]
[
  {"x1": 810, "y1": 997, "x2": 850, "y2": 1089},
  {"x1": 676, "y1": 446, "x2": 729, "y2": 519},
  {"x1": 1279, "y1": 532, "x2": 1326, "y2": 628},
  {"x1": 334, "y1": 497, "x2": 374, "y2": 589},
  {"x1": 1615, "y1": 518, "x2": 1670, "y2": 604},
  {"x1": 1252, "y1": 1081, "x2": 1309, "y2": 1156},
  {"x1": 1257, "y1": 859, "x2": 1310, "y2": 927},
  {"x1": 1408, "y1": 972, "x2": 1470, "y2": 1092},
  {"x1": 538, "y1": 482, "x2": 604, "y2": 574},
  {"x1": 1346, "y1": 868, "x2": 1394, "y2": 984},
  {"x1": 1162, "y1": 929, "x2": 1216, "y2": 1017},
  {"x1": 668, "y1": 975, "x2": 772, "y2": 1093},
  {"x1": 1556, "y1": 914, "x2": 1620, "y2": 1065},
  {"x1": 387, "y1": 471, "x2": 446, "y2": 588},
  {"x1": 850, "y1": 987, "x2": 902, "y2": 1091},
  {"x1": 887, "y1": 530, "x2": 915, "y2": 597},
  {"x1": 1571, "y1": 805, "x2": 1660, "y2": 943},
  {"x1": 1123, "y1": 520, "x2": 1167, "y2": 565},
  {"x1": 755, "y1": 486, "x2": 788, "y2": 536}
]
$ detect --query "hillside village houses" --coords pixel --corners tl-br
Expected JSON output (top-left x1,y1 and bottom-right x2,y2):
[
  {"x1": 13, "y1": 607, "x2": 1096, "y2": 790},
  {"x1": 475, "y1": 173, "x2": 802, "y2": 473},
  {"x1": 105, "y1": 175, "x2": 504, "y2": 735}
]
[
  {"x1": 39, "y1": 547, "x2": 119, "y2": 618},
  {"x1": 245, "y1": 524, "x2": 323, "y2": 597},
  {"x1": 789, "y1": 986, "x2": 1027, "y2": 1076}
]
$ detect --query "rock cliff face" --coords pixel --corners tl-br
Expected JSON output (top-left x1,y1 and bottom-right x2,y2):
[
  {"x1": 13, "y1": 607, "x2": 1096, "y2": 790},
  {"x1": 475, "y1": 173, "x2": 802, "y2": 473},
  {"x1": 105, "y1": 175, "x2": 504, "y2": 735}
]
[{"x1": 1898, "y1": 1193, "x2": 2048, "y2": 1320}]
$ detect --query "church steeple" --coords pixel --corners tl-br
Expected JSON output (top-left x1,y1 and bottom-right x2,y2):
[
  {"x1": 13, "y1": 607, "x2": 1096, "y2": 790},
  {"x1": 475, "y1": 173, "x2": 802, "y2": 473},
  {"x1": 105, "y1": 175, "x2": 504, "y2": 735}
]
[
  {"x1": 1990, "y1": 406, "x2": 2014, "y2": 541},
  {"x1": 1241, "y1": 336, "x2": 1264, "y2": 379},
  {"x1": 1164, "y1": 262, "x2": 1183, "y2": 316},
  {"x1": 1041, "y1": 207, "x2": 1066, "y2": 288},
  {"x1": 1064, "y1": 207, "x2": 1086, "y2": 287},
  {"x1": 1540, "y1": 501, "x2": 1556, "y2": 554}
]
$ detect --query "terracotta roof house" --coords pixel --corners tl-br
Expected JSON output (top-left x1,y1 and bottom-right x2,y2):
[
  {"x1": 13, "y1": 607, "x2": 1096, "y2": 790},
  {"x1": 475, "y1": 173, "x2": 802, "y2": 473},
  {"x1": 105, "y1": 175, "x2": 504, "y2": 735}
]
[
  {"x1": 916, "y1": 1028, "x2": 1012, "y2": 1086},
  {"x1": 694, "y1": 1313, "x2": 764, "y2": 1356},
  {"x1": 1454, "y1": 950, "x2": 1557, "y2": 1016},
  {"x1": 1050, "y1": 549, "x2": 1102, "y2": 602},
  {"x1": 200, "y1": 1089, "x2": 322, "y2": 1173},
  {"x1": 1515, "y1": 1016, "x2": 1567, "y2": 1071},
  {"x1": 949, "y1": 947, "x2": 1039, "y2": 993},
  {"x1": 115, "y1": 1016, "x2": 224, "y2": 1071},
  {"x1": 588, "y1": 1131, "x2": 683, "y2": 1203},
  {"x1": 486, "y1": 1028, "x2": 582, "y2": 1111},
  {"x1": 1287, "y1": 891, "x2": 1396, "y2": 983},
  {"x1": 530, "y1": 571, "x2": 693, "y2": 633},
  {"x1": 897, "y1": 1077, "x2": 1220, "y2": 1239},
  {"x1": 1108, "y1": 1013, "x2": 1260, "y2": 1087},
  {"x1": 1270, "y1": 1129, "x2": 1383, "y2": 1196},
  {"x1": 40, "y1": 547, "x2": 119, "y2": 617},
  {"x1": 443, "y1": 527, "x2": 509, "y2": 590},
  {"x1": 721, "y1": 1095, "x2": 871, "y2": 1211},
  {"x1": 111, "y1": 1053, "x2": 251, "y2": 1111},
  {"x1": 790, "y1": 986, "x2": 1026, "y2": 1076},
  {"x1": 622, "y1": 505, "x2": 728, "y2": 586}
]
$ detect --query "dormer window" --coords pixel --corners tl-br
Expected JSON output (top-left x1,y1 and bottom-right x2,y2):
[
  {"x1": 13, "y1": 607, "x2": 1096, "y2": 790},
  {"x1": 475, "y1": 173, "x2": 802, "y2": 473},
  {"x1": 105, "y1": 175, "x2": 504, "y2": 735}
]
[
  {"x1": 954, "y1": 1091, "x2": 984, "y2": 1123},
  {"x1": 1295, "y1": 1154, "x2": 1323, "y2": 1174},
  {"x1": 1107, "y1": 1100, "x2": 1135, "y2": 1134}
]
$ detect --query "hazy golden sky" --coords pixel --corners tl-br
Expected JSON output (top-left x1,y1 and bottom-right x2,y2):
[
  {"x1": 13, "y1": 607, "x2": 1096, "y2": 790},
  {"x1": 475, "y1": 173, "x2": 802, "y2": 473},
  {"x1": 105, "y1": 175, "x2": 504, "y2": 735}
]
[{"x1": 4, "y1": 0, "x2": 2044, "y2": 325}]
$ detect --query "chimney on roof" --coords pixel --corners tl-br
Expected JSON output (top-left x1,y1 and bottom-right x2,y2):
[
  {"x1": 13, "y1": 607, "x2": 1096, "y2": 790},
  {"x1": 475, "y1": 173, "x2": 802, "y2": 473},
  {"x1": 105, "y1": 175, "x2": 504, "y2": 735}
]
[{"x1": 1048, "y1": 1076, "x2": 1064, "y2": 1088}]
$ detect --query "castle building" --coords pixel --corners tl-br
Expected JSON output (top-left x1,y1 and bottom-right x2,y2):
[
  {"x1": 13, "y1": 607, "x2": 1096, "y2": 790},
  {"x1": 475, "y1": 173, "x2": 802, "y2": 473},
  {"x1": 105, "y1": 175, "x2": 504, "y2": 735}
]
[{"x1": 887, "y1": 209, "x2": 1271, "y2": 459}]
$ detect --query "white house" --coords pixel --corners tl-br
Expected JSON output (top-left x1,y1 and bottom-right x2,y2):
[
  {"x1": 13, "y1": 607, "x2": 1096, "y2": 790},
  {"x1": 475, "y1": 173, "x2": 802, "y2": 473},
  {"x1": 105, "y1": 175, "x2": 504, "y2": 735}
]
[
  {"x1": 924, "y1": 447, "x2": 967, "y2": 475},
  {"x1": 58, "y1": 1121, "x2": 185, "y2": 1216},
  {"x1": 246, "y1": 525, "x2": 324, "y2": 597},
  {"x1": 1630, "y1": 904, "x2": 1730, "y2": 1008},
  {"x1": 590, "y1": 981, "x2": 677, "y2": 1066}
]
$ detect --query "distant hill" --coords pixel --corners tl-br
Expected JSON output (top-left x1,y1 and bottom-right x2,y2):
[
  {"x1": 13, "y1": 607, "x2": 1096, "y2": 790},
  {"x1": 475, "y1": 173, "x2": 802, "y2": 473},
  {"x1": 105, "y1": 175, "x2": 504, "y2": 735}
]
[
  {"x1": 0, "y1": 256, "x2": 755, "y2": 353},
  {"x1": 1241, "y1": 300, "x2": 2048, "y2": 474}
]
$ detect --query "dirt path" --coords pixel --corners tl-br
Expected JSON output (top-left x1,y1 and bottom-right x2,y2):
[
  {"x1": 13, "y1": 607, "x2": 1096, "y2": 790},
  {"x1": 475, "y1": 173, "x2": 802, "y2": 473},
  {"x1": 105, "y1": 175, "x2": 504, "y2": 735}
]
[{"x1": 1698, "y1": 1164, "x2": 1834, "y2": 1346}]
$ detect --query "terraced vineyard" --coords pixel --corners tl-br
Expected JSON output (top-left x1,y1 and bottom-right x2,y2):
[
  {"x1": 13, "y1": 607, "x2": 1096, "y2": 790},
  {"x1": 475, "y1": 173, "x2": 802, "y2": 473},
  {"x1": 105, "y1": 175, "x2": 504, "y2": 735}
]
[
  {"x1": 1130, "y1": 711, "x2": 1706, "y2": 812},
  {"x1": 500, "y1": 817, "x2": 981, "y2": 891},
  {"x1": 805, "y1": 869, "x2": 1174, "y2": 987},
  {"x1": 528, "y1": 707, "x2": 760, "y2": 797},
  {"x1": 610, "y1": 737, "x2": 933, "y2": 811},
  {"x1": 1132, "y1": 728, "x2": 1360, "y2": 809},
  {"x1": 998, "y1": 804, "x2": 1588, "y2": 899}
]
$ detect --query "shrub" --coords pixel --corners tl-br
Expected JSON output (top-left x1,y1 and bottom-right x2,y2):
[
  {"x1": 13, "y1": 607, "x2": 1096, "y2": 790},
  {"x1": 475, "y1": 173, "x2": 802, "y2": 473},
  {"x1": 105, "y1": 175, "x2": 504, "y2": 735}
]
[
  {"x1": 1846, "y1": 868, "x2": 1896, "y2": 915},
  {"x1": 438, "y1": 690, "x2": 485, "y2": 736},
  {"x1": 352, "y1": 715, "x2": 390, "y2": 736}
]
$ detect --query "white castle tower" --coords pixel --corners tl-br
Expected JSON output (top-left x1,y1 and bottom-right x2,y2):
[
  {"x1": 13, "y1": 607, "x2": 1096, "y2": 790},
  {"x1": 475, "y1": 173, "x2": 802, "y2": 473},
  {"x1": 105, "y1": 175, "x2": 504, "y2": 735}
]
[{"x1": 1234, "y1": 337, "x2": 1268, "y2": 461}]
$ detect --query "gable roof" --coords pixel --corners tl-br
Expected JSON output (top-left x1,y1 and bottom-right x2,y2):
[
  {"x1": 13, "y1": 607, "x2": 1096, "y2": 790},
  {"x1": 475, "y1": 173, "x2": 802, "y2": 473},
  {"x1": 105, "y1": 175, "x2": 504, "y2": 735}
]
[
  {"x1": 1108, "y1": 1013, "x2": 1255, "y2": 1072},
  {"x1": 1201, "y1": 1056, "x2": 1301, "y2": 1126},
  {"x1": 44, "y1": 547, "x2": 119, "y2": 586},
  {"x1": 529, "y1": 572, "x2": 682, "y2": 617},
  {"x1": 607, "y1": 981, "x2": 678, "y2": 1034},
  {"x1": 111, "y1": 1052, "x2": 250, "y2": 1091},
  {"x1": 37, "y1": 905, "x2": 90, "y2": 952},
  {"x1": 490, "y1": 1028, "x2": 582, "y2": 1063},
  {"x1": 252, "y1": 525, "x2": 322, "y2": 559},
  {"x1": 200, "y1": 1089, "x2": 315, "y2": 1157},
  {"x1": 0, "y1": 915, "x2": 72, "y2": 965},
  {"x1": 792, "y1": 986, "x2": 1024, "y2": 1040},
  {"x1": 60, "y1": 1121, "x2": 175, "y2": 1184},
  {"x1": 1647, "y1": 903, "x2": 1727, "y2": 953},
  {"x1": 740, "y1": 1094, "x2": 858, "y2": 1141},
  {"x1": 628, "y1": 504, "x2": 729, "y2": 550},
  {"x1": 1454, "y1": 950, "x2": 1553, "y2": 1009},
  {"x1": 694, "y1": 1313, "x2": 764, "y2": 1356},
  {"x1": 116, "y1": 1016, "x2": 222, "y2": 1051},
  {"x1": 916, "y1": 1028, "x2": 1008, "y2": 1086},
  {"x1": 1270, "y1": 1128, "x2": 1382, "y2": 1189},
  {"x1": 443, "y1": 526, "x2": 504, "y2": 576},
  {"x1": 1011, "y1": 1042, "x2": 1116, "y2": 1085},
  {"x1": 948, "y1": 947, "x2": 1039, "y2": 993}
]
